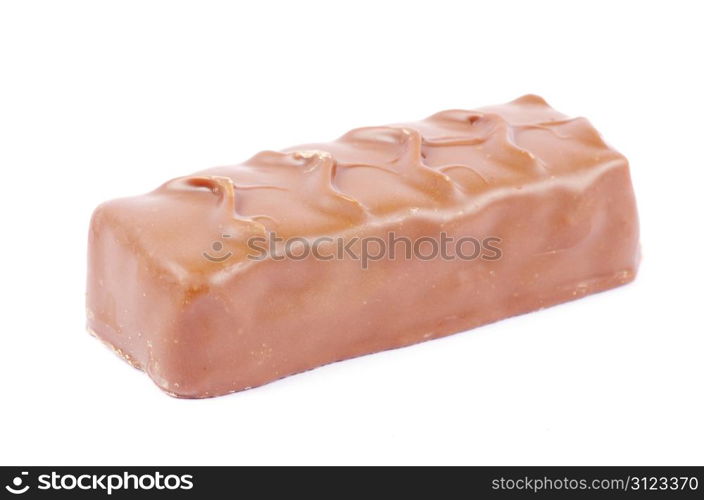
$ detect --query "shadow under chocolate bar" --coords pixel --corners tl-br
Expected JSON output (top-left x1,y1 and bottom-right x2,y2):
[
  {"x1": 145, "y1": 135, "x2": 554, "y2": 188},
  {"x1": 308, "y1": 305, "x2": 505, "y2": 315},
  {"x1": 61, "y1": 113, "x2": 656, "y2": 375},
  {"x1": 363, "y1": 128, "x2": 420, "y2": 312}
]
[{"x1": 86, "y1": 95, "x2": 640, "y2": 398}]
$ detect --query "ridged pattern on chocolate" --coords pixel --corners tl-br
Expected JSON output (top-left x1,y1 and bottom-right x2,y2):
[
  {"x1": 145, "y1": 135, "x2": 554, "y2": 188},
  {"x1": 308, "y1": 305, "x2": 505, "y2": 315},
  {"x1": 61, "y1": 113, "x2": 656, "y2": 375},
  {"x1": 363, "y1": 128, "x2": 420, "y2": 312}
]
[
  {"x1": 187, "y1": 95, "x2": 621, "y2": 236},
  {"x1": 103, "y1": 95, "x2": 626, "y2": 274}
]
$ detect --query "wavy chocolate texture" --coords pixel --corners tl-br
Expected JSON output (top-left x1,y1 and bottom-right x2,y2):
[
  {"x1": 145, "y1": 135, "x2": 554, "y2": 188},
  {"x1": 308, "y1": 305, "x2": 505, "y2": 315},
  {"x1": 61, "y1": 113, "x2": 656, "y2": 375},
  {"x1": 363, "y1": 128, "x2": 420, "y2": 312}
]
[
  {"x1": 112, "y1": 94, "x2": 625, "y2": 271},
  {"x1": 87, "y1": 95, "x2": 640, "y2": 397}
]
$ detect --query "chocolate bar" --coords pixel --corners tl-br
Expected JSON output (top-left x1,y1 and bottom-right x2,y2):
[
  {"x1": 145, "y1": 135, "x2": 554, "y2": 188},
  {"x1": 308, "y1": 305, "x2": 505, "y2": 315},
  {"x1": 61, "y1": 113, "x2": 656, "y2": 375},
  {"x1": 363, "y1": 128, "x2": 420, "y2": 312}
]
[{"x1": 86, "y1": 95, "x2": 640, "y2": 397}]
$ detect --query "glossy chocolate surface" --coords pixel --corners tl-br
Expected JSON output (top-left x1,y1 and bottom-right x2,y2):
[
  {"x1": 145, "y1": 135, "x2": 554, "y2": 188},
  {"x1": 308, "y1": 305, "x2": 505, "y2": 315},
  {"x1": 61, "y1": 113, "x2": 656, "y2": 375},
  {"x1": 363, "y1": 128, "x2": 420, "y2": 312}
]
[{"x1": 87, "y1": 95, "x2": 640, "y2": 397}]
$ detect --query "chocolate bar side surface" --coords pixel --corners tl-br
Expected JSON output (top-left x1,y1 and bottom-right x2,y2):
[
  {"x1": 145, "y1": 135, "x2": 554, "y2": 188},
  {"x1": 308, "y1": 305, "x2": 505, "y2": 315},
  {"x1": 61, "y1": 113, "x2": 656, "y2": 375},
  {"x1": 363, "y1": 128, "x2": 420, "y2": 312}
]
[{"x1": 86, "y1": 95, "x2": 640, "y2": 397}]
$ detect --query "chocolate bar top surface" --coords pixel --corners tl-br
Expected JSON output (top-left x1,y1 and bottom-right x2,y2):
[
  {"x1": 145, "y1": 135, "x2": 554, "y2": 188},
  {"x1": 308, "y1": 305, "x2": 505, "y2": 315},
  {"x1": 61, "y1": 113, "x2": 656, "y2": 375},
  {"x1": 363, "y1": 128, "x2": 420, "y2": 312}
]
[{"x1": 96, "y1": 95, "x2": 627, "y2": 278}]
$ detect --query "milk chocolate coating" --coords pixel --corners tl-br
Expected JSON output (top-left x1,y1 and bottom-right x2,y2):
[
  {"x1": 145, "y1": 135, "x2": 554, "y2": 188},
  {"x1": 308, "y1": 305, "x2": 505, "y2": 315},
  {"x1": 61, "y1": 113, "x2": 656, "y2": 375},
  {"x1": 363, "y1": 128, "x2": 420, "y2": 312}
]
[{"x1": 87, "y1": 95, "x2": 640, "y2": 397}]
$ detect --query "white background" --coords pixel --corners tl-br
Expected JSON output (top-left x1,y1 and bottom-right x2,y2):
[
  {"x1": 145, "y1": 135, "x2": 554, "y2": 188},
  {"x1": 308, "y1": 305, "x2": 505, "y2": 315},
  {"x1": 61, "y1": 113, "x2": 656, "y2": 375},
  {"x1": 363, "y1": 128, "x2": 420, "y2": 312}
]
[{"x1": 1, "y1": 1, "x2": 702, "y2": 466}]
